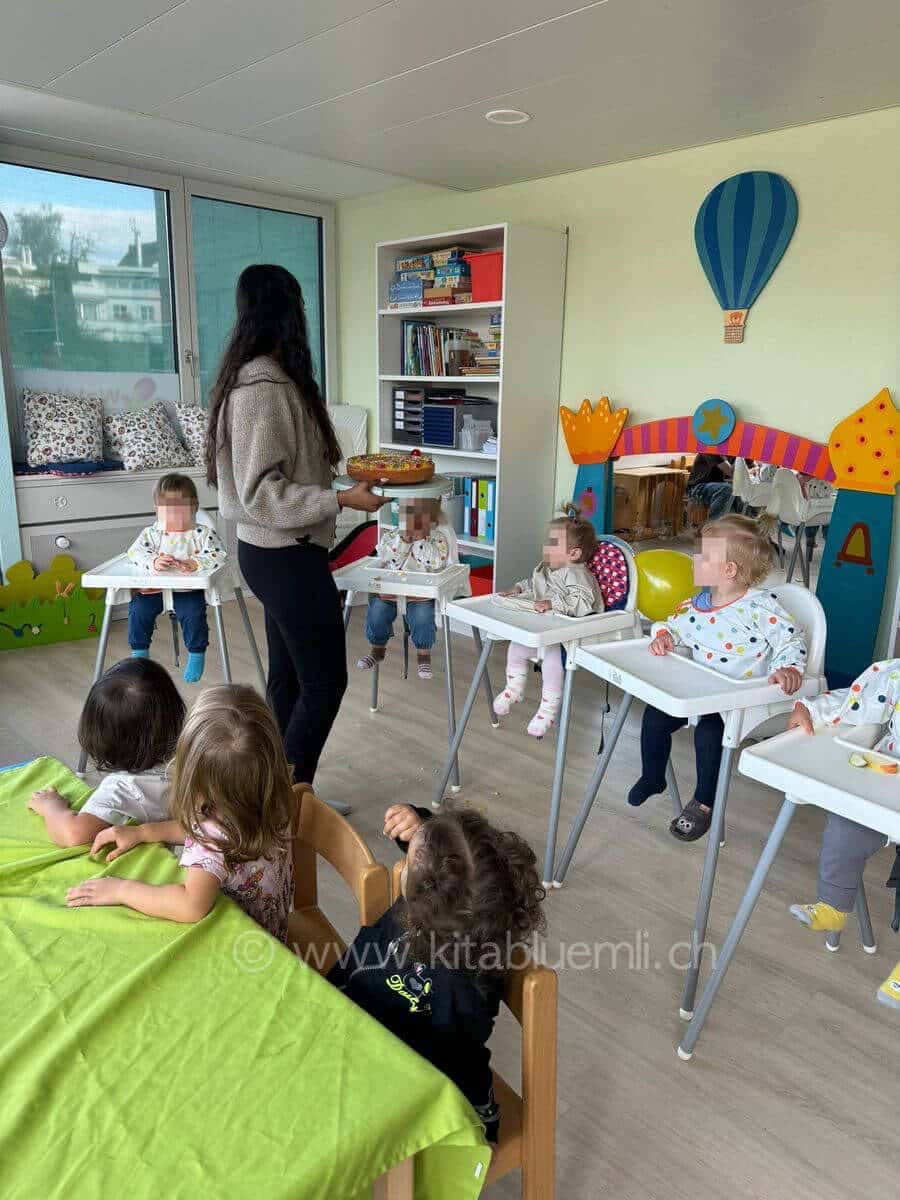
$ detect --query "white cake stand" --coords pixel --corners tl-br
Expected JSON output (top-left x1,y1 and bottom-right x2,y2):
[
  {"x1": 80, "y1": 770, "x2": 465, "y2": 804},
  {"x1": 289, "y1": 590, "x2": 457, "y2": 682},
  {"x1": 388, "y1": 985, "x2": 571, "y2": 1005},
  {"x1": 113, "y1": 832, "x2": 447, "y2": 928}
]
[{"x1": 333, "y1": 473, "x2": 454, "y2": 499}]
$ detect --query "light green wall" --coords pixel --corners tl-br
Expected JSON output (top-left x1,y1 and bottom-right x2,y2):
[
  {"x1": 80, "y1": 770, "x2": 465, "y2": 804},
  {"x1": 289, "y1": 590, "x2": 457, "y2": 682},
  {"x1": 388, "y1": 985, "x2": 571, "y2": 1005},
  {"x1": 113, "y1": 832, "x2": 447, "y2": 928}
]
[{"x1": 337, "y1": 106, "x2": 900, "y2": 511}]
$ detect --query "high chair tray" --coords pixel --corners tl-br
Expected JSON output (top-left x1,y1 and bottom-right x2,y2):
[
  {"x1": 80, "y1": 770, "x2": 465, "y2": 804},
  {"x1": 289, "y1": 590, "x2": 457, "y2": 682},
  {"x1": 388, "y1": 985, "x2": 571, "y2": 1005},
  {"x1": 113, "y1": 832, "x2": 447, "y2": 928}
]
[
  {"x1": 573, "y1": 637, "x2": 820, "y2": 719},
  {"x1": 82, "y1": 553, "x2": 221, "y2": 590},
  {"x1": 443, "y1": 593, "x2": 636, "y2": 648},
  {"x1": 332, "y1": 561, "x2": 470, "y2": 599},
  {"x1": 740, "y1": 727, "x2": 900, "y2": 839}
]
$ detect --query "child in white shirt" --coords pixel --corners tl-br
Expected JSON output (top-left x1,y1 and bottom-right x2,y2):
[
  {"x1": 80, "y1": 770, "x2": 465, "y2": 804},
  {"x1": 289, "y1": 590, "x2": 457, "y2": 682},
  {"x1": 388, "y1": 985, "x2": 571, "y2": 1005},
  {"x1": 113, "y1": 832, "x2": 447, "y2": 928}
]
[
  {"x1": 28, "y1": 658, "x2": 185, "y2": 847},
  {"x1": 629, "y1": 514, "x2": 806, "y2": 841},
  {"x1": 786, "y1": 661, "x2": 899, "y2": 1008},
  {"x1": 357, "y1": 498, "x2": 450, "y2": 681},
  {"x1": 492, "y1": 512, "x2": 602, "y2": 738},
  {"x1": 127, "y1": 473, "x2": 226, "y2": 683}
]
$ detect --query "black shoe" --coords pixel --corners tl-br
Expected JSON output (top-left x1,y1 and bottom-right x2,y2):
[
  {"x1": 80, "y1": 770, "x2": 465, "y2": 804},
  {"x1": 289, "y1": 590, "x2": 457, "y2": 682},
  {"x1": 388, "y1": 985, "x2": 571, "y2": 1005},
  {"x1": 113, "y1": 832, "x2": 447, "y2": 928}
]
[
  {"x1": 670, "y1": 799, "x2": 712, "y2": 841},
  {"x1": 627, "y1": 778, "x2": 665, "y2": 807}
]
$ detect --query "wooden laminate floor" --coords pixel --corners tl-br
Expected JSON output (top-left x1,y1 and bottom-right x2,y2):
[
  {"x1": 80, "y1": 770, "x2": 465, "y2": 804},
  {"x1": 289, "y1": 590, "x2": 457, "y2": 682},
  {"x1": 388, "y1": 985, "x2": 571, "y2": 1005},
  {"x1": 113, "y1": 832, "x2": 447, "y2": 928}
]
[{"x1": 1, "y1": 598, "x2": 897, "y2": 1200}]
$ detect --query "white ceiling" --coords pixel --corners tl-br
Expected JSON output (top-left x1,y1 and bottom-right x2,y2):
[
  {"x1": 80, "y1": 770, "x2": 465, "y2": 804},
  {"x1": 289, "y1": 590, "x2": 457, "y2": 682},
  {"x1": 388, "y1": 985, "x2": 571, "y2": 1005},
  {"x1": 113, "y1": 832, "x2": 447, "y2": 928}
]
[{"x1": 1, "y1": 0, "x2": 899, "y2": 194}]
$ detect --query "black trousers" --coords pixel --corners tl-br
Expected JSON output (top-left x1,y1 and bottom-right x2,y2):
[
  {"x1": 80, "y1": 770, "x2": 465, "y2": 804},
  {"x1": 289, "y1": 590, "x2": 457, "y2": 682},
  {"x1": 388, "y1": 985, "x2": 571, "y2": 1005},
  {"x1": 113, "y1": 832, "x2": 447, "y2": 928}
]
[
  {"x1": 640, "y1": 705, "x2": 725, "y2": 809},
  {"x1": 238, "y1": 539, "x2": 347, "y2": 785}
]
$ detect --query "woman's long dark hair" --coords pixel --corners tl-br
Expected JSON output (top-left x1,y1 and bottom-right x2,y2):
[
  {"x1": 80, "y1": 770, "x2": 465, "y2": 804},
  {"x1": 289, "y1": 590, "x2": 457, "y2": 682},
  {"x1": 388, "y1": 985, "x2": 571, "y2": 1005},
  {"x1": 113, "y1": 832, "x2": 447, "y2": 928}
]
[{"x1": 205, "y1": 264, "x2": 341, "y2": 485}]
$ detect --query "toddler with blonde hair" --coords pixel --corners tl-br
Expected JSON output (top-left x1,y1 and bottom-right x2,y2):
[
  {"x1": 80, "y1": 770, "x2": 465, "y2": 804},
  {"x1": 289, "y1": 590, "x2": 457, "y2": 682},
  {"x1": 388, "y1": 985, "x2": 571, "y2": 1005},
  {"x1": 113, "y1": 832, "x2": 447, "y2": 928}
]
[{"x1": 629, "y1": 513, "x2": 807, "y2": 841}]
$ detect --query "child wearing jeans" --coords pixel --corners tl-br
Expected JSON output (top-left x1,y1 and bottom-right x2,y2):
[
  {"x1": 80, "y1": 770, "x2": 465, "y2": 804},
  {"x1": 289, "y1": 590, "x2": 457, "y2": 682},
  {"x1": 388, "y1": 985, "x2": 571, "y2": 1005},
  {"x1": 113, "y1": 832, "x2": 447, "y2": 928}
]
[
  {"x1": 67, "y1": 684, "x2": 294, "y2": 943},
  {"x1": 629, "y1": 514, "x2": 807, "y2": 841},
  {"x1": 492, "y1": 511, "x2": 602, "y2": 737},
  {"x1": 127, "y1": 473, "x2": 227, "y2": 683},
  {"x1": 786, "y1": 661, "x2": 900, "y2": 1009},
  {"x1": 329, "y1": 803, "x2": 546, "y2": 1142},
  {"x1": 357, "y1": 498, "x2": 450, "y2": 681},
  {"x1": 28, "y1": 658, "x2": 185, "y2": 847}
]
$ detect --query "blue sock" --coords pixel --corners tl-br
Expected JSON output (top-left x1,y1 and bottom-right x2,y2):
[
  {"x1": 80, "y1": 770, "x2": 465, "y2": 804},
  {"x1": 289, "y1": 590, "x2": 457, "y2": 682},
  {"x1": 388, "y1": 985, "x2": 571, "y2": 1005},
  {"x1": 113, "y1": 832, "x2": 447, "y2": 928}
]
[
  {"x1": 131, "y1": 648, "x2": 149, "y2": 659},
  {"x1": 184, "y1": 652, "x2": 205, "y2": 684}
]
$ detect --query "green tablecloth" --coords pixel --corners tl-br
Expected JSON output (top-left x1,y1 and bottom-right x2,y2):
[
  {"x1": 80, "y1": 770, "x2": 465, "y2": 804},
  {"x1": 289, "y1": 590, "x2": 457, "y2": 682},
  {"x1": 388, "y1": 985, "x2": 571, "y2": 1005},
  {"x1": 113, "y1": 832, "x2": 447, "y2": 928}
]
[{"x1": 0, "y1": 758, "x2": 490, "y2": 1200}]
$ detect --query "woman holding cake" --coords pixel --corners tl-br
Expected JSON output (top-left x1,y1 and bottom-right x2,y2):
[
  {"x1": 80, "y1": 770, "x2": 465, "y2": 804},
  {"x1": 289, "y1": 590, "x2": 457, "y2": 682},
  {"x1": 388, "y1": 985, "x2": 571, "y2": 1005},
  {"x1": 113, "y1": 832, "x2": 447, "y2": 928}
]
[{"x1": 207, "y1": 264, "x2": 384, "y2": 784}]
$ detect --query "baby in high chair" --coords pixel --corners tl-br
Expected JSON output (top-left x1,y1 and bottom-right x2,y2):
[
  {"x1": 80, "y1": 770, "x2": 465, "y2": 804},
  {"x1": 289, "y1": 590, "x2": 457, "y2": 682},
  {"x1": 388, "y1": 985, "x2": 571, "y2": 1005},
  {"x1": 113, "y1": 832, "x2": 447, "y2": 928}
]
[
  {"x1": 492, "y1": 510, "x2": 602, "y2": 737},
  {"x1": 127, "y1": 473, "x2": 227, "y2": 683},
  {"x1": 357, "y1": 497, "x2": 450, "y2": 681},
  {"x1": 787, "y1": 660, "x2": 900, "y2": 1010},
  {"x1": 629, "y1": 513, "x2": 806, "y2": 842}
]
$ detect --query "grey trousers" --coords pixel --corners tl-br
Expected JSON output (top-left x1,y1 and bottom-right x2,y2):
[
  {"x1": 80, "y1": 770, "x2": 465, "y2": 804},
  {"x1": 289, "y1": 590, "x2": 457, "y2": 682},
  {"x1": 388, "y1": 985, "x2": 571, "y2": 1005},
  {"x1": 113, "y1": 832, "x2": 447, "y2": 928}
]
[{"x1": 819, "y1": 813, "x2": 888, "y2": 911}]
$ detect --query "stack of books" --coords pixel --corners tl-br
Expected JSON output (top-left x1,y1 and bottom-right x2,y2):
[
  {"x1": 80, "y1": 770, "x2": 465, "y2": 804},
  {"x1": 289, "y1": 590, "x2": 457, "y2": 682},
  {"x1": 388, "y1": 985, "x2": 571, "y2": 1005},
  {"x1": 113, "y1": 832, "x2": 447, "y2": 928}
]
[
  {"x1": 387, "y1": 246, "x2": 472, "y2": 308},
  {"x1": 461, "y1": 309, "x2": 502, "y2": 377},
  {"x1": 401, "y1": 321, "x2": 481, "y2": 376}
]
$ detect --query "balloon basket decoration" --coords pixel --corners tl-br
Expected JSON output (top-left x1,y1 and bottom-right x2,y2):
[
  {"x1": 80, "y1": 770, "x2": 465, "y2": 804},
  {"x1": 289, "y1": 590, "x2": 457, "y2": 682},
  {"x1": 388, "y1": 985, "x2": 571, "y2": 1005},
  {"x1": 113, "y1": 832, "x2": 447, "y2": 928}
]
[
  {"x1": 0, "y1": 556, "x2": 104, "y2": 652},
  {"x1": 695, "y1": 171, "x2": 798, "y2": 343}
]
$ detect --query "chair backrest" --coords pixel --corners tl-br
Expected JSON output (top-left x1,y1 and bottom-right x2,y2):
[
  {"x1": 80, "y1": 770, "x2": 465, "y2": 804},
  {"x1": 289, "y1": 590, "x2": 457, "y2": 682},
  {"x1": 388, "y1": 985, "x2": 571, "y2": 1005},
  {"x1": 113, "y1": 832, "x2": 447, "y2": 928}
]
[
  {"x1": 329, "y1": 520, "x2": 379, "y2": 569},
  {"x1": 196, "y1": 508, "x2": 215, "y2": 528},
  {"x1": 331, "y1": 404, "x2": 368, "y2": 472},
  {"x1": 736, "y1": 582, "x2": 828, "y2": 742},
  {"x1": 767, "y1": 468, "x2": 832, "y2": 527},
  {"x1": 587, "y1": 534, "x2": 638, "y2": 613},
  {"x1": 732, "y1": 457, "x2": 752, "y2": 503},
  {"x1": 293, "y1": 784, "x2": 389, "y2": 925}
]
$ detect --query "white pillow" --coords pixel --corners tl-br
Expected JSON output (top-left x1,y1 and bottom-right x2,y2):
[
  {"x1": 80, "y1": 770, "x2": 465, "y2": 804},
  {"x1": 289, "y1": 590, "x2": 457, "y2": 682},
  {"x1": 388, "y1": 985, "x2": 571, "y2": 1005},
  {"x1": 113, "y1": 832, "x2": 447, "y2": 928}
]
[
  {"x1": 174, "y1": 401, "x2": 208, "y2": 467},
  {"x1": 104, "y1": 403, "x2": 192, "y2": 471},
  {"x1": 23, "y1": 388, "x2": 103, "y2": 467}
]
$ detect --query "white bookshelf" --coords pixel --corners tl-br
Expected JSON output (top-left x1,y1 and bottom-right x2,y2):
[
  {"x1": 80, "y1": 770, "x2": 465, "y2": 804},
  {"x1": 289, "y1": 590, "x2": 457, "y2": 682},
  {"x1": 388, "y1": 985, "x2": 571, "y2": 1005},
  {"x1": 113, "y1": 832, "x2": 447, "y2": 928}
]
[{"x1": 375, "y1": 223, "x2": 567, "y2": 587}]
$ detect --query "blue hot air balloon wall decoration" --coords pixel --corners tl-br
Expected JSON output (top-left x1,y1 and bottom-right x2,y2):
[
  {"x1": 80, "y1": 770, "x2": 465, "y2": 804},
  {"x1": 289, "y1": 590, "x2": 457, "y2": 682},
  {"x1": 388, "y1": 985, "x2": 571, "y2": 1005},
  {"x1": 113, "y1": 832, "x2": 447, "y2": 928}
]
[{"x1": 695, "y1": 171, "x2": 798, "y2": 342}]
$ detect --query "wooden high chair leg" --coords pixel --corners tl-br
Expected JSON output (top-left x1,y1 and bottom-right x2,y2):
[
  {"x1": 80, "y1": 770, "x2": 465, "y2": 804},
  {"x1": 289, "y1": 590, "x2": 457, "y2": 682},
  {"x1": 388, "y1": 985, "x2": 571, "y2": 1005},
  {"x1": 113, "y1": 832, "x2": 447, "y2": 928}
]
[{"x1": 521, "y1": 968, "x2": 558, "y2": 1200}]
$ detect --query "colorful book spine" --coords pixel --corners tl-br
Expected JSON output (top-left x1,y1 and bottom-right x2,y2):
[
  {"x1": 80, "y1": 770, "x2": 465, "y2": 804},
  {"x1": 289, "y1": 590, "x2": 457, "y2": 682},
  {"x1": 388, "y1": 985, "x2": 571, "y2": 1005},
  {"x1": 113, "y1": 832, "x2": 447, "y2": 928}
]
[
  {"x1": 485, "y1": 478, "x2": 496, "y2": 544},
  {"x1": 464, "y1": 478, "x2": 472, "y2": 535},
  {"x1": 477, "y1": 480, "x2": 488, "y2": 539}
]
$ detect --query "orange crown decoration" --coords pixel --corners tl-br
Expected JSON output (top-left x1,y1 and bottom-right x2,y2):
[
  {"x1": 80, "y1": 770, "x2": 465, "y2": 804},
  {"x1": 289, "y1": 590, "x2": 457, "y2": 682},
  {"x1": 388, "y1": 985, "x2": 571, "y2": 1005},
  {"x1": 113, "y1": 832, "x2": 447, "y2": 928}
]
[
  {"x1": 828, "y1": 388, "x2": 900, "y2": 494},
  {"x1": 559, "y1": 396, "x2": 629, "y2": 466}
]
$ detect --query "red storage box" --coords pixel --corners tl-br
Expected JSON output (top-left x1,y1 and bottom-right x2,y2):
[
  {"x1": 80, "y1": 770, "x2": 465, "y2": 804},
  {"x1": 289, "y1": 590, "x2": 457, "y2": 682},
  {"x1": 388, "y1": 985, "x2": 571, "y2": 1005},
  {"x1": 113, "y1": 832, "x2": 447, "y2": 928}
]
[
  {"x1": 463, "y1": 251, "x2": 504, "y2": 303},
  {"x1": 468, "y1": 565, "x2": 495, "y2": 596}
]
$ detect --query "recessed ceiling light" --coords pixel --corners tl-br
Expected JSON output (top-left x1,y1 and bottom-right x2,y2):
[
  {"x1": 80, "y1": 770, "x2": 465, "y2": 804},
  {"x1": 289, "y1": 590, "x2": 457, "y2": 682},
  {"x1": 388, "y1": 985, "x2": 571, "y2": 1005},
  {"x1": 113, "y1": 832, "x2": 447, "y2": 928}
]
[{"x1": 484, "y1": 108, "x2": 531, "y2": 125}]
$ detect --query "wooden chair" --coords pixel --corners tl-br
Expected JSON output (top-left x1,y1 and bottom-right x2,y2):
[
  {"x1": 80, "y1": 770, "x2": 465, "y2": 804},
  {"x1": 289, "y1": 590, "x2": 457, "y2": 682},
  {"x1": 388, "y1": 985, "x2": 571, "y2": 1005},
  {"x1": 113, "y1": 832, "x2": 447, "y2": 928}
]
[
  {"x1": 288, "y1": 783, "x2": 390, "y2": 975},
  {"x1": 389, "y1": 861, "x2": 558, "y2": 1199}
]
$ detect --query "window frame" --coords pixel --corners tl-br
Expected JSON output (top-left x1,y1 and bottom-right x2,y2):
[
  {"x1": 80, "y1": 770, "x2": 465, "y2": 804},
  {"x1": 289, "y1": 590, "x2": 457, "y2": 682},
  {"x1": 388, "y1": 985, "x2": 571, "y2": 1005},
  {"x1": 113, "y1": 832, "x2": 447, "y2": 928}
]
[
  {"x1": 181, "y1": 177, "x2": 336, "y2": 407},
  {"x1": 0, "y1": 144, "x2": 338, "y2": 457}
]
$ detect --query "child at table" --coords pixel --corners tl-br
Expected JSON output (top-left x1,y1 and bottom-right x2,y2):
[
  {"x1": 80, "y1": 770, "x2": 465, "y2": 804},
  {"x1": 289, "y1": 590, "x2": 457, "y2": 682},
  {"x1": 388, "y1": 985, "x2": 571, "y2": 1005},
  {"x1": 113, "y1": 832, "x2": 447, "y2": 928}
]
[
  {"x1": 628, "y1": 513, "x2": 806, "y2": 841},
  {"x1": 66, "y1": 685, "x2": 295, "y2": 943},
  {"x1": 786, "y1": 661, "x2": 900, "y2": 1008},
  {"x1": 127, "y1": 473, "x2": 227, "y2": 683},
  {"x1": 357, "y1": 497, "x2": 450, "y2": 680},
  {"x1": 492, "y1": 510, "x2": 602, "y2": 737},
  {"x1": 28, "y1": 658, "x2": 185, "y2": 848},
  {"x1": 328, "y1": 803, "x2": 545, "y2": 1142}
]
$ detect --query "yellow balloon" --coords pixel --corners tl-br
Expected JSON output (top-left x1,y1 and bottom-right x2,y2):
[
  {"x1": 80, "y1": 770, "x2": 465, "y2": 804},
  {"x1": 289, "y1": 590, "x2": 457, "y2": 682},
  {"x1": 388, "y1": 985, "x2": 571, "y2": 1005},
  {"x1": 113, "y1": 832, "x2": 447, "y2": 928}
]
[{"x1": 634, "y1": 549, "x2": 695, "y2": 622}]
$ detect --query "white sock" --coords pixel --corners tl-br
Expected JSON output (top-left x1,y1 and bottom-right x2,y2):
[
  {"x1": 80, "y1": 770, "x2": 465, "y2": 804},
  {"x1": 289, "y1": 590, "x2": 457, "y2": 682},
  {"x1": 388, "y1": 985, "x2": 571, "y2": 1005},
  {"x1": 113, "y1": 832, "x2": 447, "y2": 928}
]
[
  {"x1": 528, "y1": 691, "x2": 562, "y2": 738},
  {"x1": 493, "y1": 670, "x2": 527, "y2": 716}
]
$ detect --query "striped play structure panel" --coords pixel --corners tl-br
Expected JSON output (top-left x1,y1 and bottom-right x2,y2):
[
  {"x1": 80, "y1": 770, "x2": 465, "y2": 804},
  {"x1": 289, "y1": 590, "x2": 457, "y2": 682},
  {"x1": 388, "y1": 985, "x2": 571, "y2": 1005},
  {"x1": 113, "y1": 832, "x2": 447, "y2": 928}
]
[{"x1": 615, "y1": 417, "x2": 834, "y2": 481}]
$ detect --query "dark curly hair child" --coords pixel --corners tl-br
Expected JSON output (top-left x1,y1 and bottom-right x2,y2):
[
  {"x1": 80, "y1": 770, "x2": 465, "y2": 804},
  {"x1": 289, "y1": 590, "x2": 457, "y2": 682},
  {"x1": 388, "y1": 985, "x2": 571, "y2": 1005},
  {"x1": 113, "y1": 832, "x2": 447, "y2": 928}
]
[{"x1": 328, "y1": 803, "x2": 546, "y2": 1141}]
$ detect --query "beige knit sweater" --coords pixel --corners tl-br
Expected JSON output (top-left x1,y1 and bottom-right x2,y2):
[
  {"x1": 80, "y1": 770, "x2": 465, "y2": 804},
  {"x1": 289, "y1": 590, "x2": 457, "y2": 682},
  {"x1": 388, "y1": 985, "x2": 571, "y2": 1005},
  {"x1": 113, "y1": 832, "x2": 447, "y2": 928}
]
[{"x1": 215, "y1": 356, "x2": 339, "y2": 550}]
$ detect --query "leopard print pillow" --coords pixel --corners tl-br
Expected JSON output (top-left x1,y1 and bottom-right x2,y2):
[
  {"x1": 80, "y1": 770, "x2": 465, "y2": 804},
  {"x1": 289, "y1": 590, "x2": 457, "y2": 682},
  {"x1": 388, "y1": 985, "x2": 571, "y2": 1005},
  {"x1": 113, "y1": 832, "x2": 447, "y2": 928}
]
[
  {"x1": 174, "y1": 401, "x2": 208, "y2": 467},
  {"x1": 103, "y1": 403, "x2": 192, "y2": 471},
  {"x1": 23, "y1": 388, "x2": 103, "y2": 468}
]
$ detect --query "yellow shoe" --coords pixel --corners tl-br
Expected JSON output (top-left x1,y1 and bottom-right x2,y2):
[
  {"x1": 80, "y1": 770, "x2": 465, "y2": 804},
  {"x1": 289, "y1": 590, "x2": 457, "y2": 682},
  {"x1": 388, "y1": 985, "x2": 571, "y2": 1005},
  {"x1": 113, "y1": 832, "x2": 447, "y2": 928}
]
[
  {"x1": 789, "y1": 901, "x2": 848, "y2": 932},
  {"x1": 877, "y1": 962, "x2": 900, "y2": 1010}
]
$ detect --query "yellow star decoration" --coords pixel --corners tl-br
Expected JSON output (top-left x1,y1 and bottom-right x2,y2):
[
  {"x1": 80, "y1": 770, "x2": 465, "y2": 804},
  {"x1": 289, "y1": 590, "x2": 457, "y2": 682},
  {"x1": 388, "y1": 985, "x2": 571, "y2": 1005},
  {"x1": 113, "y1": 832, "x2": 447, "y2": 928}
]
[
  {"x1": 695, "y1": 402, "x2": 729, "y2": 443},
  {"x1": 559, "y1": 397, "x2": 629, "y2": 465}
]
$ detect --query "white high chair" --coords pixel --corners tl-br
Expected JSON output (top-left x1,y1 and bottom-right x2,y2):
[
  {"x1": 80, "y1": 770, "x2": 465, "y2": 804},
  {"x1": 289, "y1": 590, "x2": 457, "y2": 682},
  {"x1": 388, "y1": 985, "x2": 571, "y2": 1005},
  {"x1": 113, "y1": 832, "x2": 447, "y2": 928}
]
[
  {"x1": 78, "y1": 511, "x2": 267, "y2": 775},
  {"x1": 550, "y1": 583, "x2": 827, "y2": 1018},
  {"x1": 732, "y1": 457, "x2": 774, "y2": 511},
  {"x1": 767, "y1": 468, "x2": 835, "y2": 586}
]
